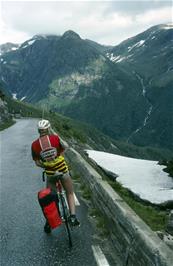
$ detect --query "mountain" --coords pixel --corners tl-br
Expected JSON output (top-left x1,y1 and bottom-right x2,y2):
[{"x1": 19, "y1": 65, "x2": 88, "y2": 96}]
[
  {"x1": 85, "y1": 39, "x2": 113, "y2": 53},
  {"x1": 2, "y1": 89, "x2": 173, "y2": 161},
  {"x1": 107, "y1": 24, "x2": 173, "y2": 80},
  {"x1": 0, "y1": 31, "x2": 106, "y2": 103},
  {"x1": 106, "y1": 24, "x2": 173, "y2": 149},
  {"x1": 0, "y1": 42, "x2": 20, "y2": 55},
  {"x1": 0, "y1": 25, "x2": 172, "y2": 151},
  {"x1": 0, "y1": 86, "x2": 13, "y2": 129}
]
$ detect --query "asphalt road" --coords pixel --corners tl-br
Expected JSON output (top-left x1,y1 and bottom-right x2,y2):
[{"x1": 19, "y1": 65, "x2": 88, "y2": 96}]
[{"x1": 0, "y1": 119, "x2": 116, "y2": 266}]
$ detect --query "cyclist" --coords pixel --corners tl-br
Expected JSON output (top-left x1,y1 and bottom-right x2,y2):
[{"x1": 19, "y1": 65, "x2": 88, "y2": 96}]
[{"x1": 31, "y1": 119, "x2": 80, "y2": 233}]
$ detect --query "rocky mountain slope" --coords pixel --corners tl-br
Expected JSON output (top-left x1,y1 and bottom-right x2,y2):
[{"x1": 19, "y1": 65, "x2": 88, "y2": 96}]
[
  {"x1": 0, "y1": 25, "x2": 172, "y2": 151},
  {"x1": 0, "y1": 42, "x2": 20, "y2": 55},
  {"x1": 106, "y1": 24, "x2": 173, "y2": 149},
  {"x1": 0, "y1": 31, "x2": 106, "y2": 103},
  {"x1": 0, "y1": 88, "x2": 13, "y2": 127}
]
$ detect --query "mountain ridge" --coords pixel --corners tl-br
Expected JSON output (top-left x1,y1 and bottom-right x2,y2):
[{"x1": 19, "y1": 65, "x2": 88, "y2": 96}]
[{"x1": 0, "y1": 24, "x2": 172, "y2": 151}]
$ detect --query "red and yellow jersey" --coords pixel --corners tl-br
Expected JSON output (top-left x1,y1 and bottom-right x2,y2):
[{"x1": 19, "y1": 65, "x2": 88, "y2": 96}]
[
  {"x1": 31, "y1": 134, "x2": 63, "y2": 161},
  {"x1": 31, "y1": 134, "x2": 68, "y2": 175}
]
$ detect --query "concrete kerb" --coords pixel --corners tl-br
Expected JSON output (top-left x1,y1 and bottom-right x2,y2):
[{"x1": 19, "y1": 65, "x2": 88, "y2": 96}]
[{"x1": 66, "y1": 148, "x2": 173, "y2": 265}]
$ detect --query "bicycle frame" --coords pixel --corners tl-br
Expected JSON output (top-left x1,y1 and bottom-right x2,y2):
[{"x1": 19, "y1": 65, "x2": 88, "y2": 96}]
[{"x1": 42, "y1": 171, "x2": 72, "y2": 248}]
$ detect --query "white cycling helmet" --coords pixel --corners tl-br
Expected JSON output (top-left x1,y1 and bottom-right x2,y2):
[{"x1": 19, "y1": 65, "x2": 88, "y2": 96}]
[{"x1": 37, "y1": 119, "x2": 51, "y2": 130}]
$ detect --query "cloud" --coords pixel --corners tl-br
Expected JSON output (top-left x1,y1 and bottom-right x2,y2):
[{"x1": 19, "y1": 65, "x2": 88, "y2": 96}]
[
  {"x1": 136, "y1": 7, "x2": 173, "y2": 25},
  {"x1": 136, "y1": 6, "x2": 172, "y2": 25},
  {"x1": 0, "y1": 1, "x2": 172, "y2": 45},
  {"x1": 107, "y1": 0, "x2": 172, "y2": 16}
]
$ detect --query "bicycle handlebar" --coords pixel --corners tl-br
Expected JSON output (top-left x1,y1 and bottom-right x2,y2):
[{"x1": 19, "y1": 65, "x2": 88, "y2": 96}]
[{"x1": 42, "y1": 171, "x2": 46, "y2": 182}]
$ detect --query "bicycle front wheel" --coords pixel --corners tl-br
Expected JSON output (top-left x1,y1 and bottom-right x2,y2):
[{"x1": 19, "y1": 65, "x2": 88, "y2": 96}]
[{"x1": 59, "y1": 194, "x2": 72, "y2": 248}]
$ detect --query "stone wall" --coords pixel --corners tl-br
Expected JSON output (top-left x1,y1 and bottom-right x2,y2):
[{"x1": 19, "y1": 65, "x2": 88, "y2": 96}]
[{"x1": 66, "y1": 148, "x2": 173, "y2": 266}]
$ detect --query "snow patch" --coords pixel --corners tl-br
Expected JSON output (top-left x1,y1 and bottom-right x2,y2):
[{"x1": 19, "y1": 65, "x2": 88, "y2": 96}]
[
  {"x1": 128, "y1": 40, "x2": 145, "y2": 52},
  {"x1": 87, "y1": 150, "x2": 173, "y2": 204},
  {"x1": 1, "y1": 76, "x2": 6, "y2": 83},
  {"x1": 106, "y1": 53, "x2": 121, "y2": 62},
  {"x1": 11, "y1": 47, "x2": 18, "y2": 51},
  {"x1": 106, "y1": 53, "x2": 133, "y2": 63},
  {"x1": 20, "y1": 96, "x2": 26, "y2": 101},
  {"x1": 162, "y1": 24, "x2": 173, "y2": 30},
  {"x1": 21, "y1": 39, "x2": 36, "y2": 49},
  {"x1": 27, "y1": 40, "x2": 36, "y2": 46},
  {"x1": 12, "y1": 93, "x2": 17, "y2": 100},
  {"x1": 21, "y1": 45, "x2": 28, "y2": 49},
  {"x1": 116, "y1": 56, "x2": 126, "y2": 62}
]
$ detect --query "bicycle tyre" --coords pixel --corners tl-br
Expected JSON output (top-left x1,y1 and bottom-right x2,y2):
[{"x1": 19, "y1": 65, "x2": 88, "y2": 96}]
[{"x1": 59, "y1": 194, "x2": 72, "y2": 248}]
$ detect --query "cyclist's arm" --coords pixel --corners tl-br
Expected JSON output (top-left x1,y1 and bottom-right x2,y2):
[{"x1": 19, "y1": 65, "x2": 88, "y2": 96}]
[
  {"x1": 55, "y1": 136, "x2": 68, "y2": 156},
  {"x1": 59, "y1": 140, "x2": 65, "y2": 155},
  {"x1": 31, "y1": 144, "x2": 44, "y2": 168},
  {"x1": 35, "y1": 160, "x2": 45, "y2": 168},
  {"x1": 49, "y1": 128, "x2": 69, "y2": 152}
]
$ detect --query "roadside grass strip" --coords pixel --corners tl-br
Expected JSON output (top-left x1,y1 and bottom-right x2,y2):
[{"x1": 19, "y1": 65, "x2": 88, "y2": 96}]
[{"x1": 92, "y1": 245, "x2": 110, "y2": 266}]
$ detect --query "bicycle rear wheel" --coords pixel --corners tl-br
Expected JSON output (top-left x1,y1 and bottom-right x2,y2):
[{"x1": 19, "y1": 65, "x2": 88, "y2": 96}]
[{"x1": 59, "y1": 194, "x2": 72, "y2": 248}]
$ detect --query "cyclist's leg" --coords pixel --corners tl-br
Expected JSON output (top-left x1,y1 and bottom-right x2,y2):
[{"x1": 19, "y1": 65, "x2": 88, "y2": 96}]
[
  {"x1": 61, "y1": 172, "x2": 75, "y2": 215},
  {"x1": 61, "y1": 172, "x2": 80, "y2": 226},
  {"x1": 46, "y1": 175, "x2": 57, "y2": 192}
]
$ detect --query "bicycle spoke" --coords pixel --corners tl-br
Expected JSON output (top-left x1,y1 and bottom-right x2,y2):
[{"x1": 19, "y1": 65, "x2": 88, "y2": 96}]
[{"x1": 59, "y1": 194, "x2": 73, "y2": 248}]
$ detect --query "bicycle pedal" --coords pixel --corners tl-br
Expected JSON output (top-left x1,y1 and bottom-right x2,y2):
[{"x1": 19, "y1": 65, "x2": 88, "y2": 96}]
[
  {"x1": 61, "y1": 216, "x2": 65, "y2": 222},
  {"x1": 68, "y1": 215, "x2": 80, "y2": 227}
]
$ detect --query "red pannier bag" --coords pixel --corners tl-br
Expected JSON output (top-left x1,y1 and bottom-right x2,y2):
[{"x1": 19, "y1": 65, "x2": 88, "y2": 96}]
[{"x1": 38, "y1": 188, "x2": 62, "y2": 229}]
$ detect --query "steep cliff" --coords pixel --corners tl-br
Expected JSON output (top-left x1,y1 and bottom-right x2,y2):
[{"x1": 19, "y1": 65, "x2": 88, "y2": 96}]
[{"x1": 0, "y1": 90, "x2": 13, "y2": 129}]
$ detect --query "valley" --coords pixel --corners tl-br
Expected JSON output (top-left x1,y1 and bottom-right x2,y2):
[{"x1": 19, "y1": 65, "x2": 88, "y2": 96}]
[{"x1": 0, "y1": 24, "x2": 172, "y2": 152}]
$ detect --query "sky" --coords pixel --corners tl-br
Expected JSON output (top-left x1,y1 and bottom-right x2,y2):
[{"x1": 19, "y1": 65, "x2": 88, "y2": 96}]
[{"x1": 0, "y1": 0, "x2": 172, "y2": 45}]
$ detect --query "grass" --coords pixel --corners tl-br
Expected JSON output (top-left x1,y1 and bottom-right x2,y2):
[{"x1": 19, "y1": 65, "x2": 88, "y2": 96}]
[
  {"x1": 69, "y1": 166, "x2": 110, "y2": 237},
  {"x1": 83, "y1": 154, "x2": 169, "y2": 232},
  {"x1": 71, "y1": 174, "x2": 81, "y2": 182},
  {"x1": 69, "y1": 167, "x2": 109, "y2": 237},
  {"x1": 79, "y1": 178, "x2": 110, "y2": 237},
  {"x1": 106, "y1": 179, "x2": 168, "y2": 231},
  {"x1": 89, "y1": 208, "x2": 110, "y2": 237},
  {"x1": 0, "y1": 119, "x2": 15, "y2": 131},
  {"x1": 80, "y1": 184, "x2": 92, "y2": 200}
]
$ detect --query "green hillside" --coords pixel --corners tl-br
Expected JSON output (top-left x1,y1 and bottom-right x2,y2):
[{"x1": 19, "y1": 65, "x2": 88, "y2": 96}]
[
  {"x1": 1, "y1": 26, "x2": 172, "y2": 152},
  {"x1": 3, "y1": 95, "x2": 172, "y2": 161}
]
